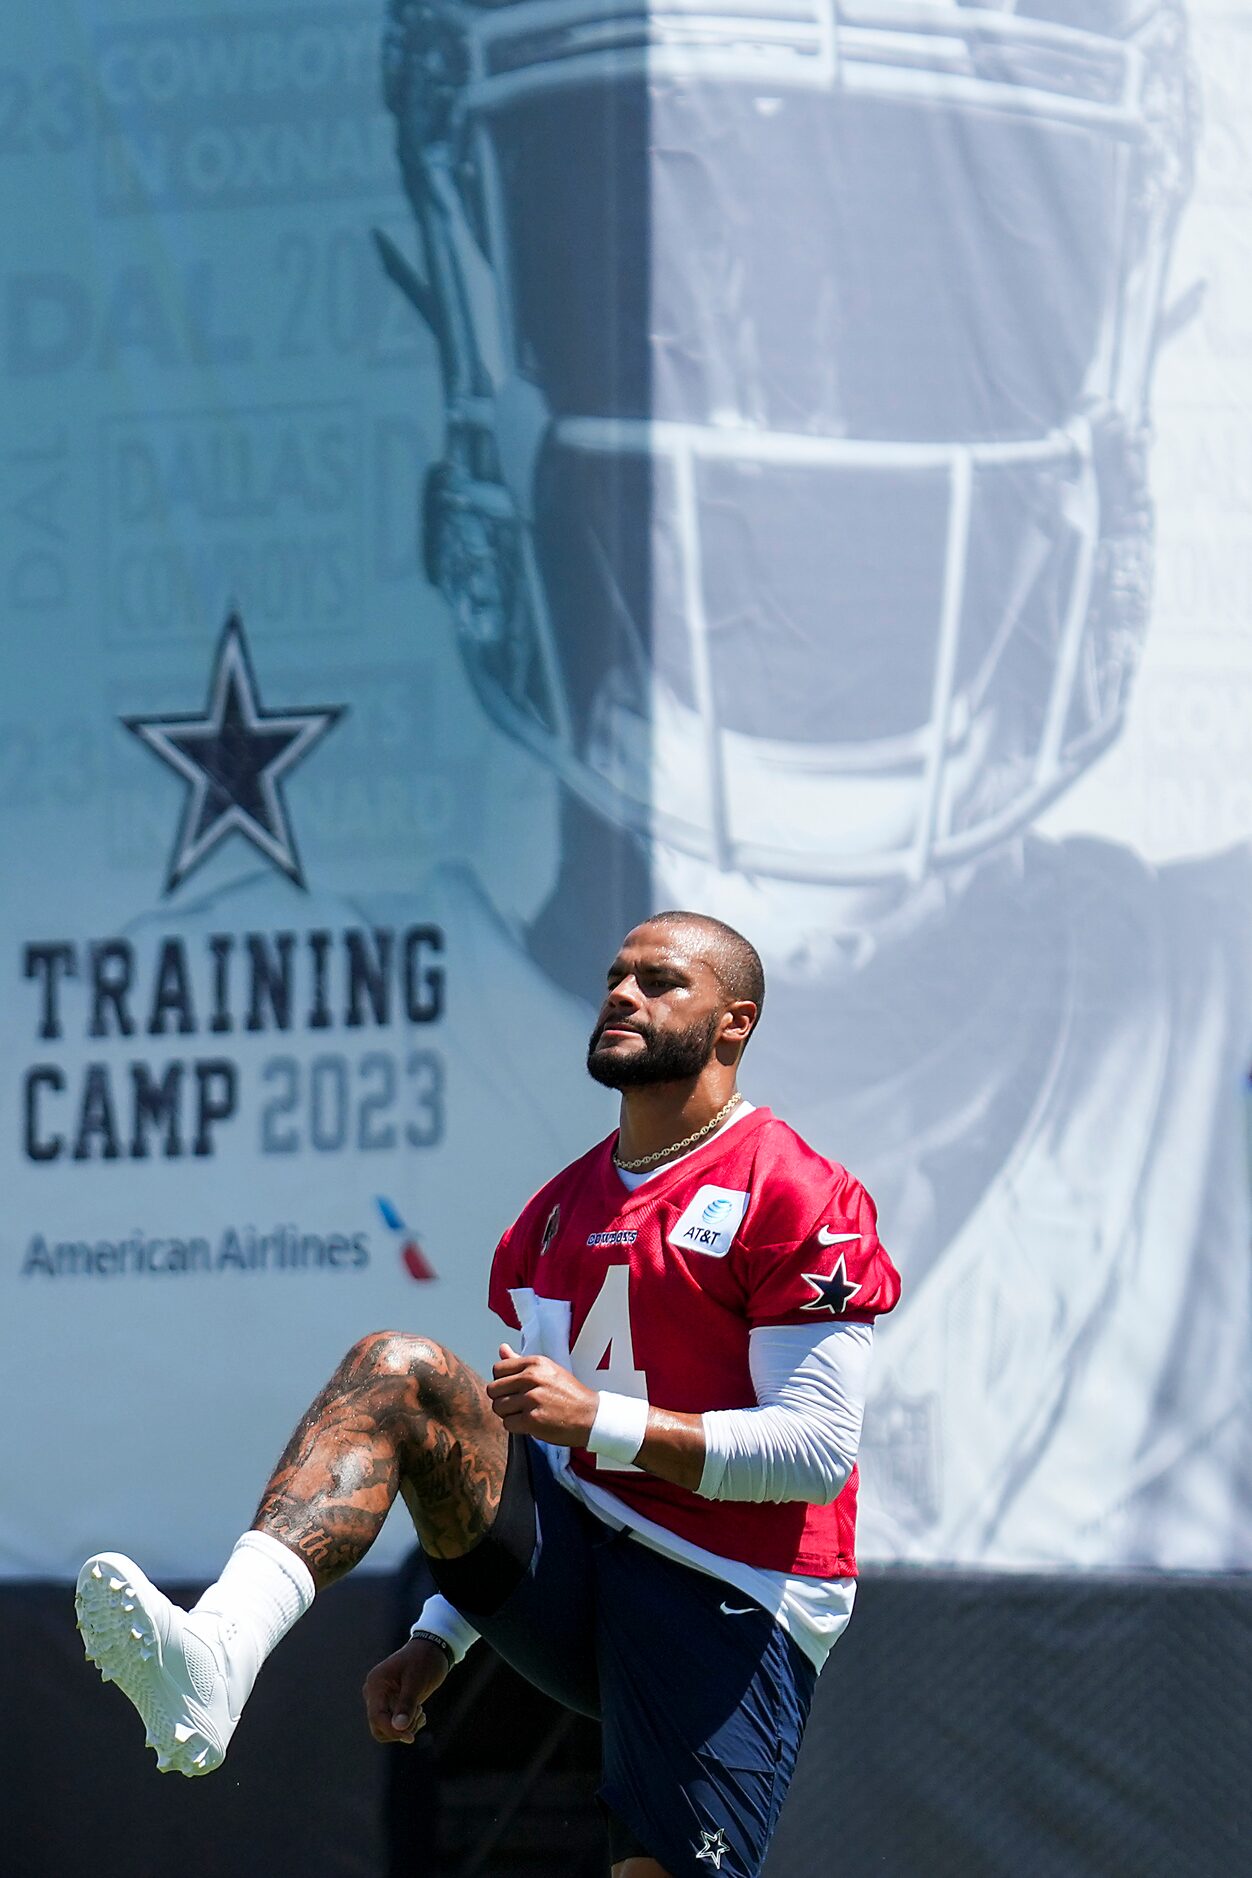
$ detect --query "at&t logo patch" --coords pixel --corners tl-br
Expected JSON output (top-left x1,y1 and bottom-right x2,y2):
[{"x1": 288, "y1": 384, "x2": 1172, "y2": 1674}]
[{"x1": 669, "y1": 1185, "x2": 750, "y2": 1259}]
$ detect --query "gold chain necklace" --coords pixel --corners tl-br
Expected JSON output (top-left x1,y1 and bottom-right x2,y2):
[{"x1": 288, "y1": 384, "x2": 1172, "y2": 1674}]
[{"x1": 613, "y1": 1091, "x2": 744, "y2": 1172}]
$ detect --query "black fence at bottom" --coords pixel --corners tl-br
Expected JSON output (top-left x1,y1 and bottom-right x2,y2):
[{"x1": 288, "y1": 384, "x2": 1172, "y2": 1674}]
[
  {"x1": 767, "y1": 1567, "x2": 1252, "y2": 1878},
  {"x1": 5, "y1": 1566, "x2": 1251, "y2": 1876}
]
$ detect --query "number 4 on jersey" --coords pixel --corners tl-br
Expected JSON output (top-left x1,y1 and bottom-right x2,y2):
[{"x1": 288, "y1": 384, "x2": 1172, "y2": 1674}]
[{"x1": 569, "y1": 1265, "x2": 647, "y2": 1472}]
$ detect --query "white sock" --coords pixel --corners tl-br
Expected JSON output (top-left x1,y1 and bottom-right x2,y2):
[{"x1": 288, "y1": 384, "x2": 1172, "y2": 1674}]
[{"x1": 191, "y1": 1531, "x2": 316, "y2": 1676}]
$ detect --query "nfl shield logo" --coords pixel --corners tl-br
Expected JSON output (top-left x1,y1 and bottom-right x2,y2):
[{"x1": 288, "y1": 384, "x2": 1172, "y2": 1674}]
[{"x1": 861, "y1": 1383, "x2": 942, "y2": 1530}]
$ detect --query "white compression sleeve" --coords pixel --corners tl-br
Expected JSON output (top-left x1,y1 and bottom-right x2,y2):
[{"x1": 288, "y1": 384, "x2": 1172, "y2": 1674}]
[
  {"x1": 697, "y1": 1321, "x2": 874, "y2": 1506},
  {"x1": 411, "y1": 1593, "x2": 480, "y2": 1665}
]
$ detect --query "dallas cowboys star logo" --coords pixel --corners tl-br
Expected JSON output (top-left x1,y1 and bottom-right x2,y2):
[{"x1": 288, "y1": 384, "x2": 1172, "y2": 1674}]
[
  {"x1": 122, "y1": 614, "x2": 344, "y2": 894},
  {"x1": 800, "y1": 1253, "x2": 861, "y2": 1314},
  {"x1": 695, "y1": 1825, "x2": 731, "y2": 1869}
]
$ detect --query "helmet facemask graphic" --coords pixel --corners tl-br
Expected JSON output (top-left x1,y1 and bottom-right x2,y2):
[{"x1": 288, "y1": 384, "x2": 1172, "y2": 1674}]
[{"x1": 383, "y1": 0, "x2": 1193, "y2": 886}]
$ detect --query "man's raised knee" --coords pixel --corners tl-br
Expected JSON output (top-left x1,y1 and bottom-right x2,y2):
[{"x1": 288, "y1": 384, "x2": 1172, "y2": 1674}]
[{"x1": 339, "y1": 1331, "x2": 467, "y2": 1411}]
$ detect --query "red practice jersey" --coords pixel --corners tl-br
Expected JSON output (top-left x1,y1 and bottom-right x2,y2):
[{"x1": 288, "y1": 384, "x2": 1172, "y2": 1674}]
[{"x1": 489, "y1": 1107, "x2": 901, "y2": 1577}]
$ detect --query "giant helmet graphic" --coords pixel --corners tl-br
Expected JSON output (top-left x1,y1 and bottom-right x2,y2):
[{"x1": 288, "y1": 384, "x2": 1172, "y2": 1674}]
[{"x1": 382, "y1": 0, "x2": 1192, "y2": 886}]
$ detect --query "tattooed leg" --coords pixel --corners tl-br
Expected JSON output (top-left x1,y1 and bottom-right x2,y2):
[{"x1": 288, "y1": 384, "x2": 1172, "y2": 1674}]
[{"x1": 252, "y1": 1332, "x2": 508, "y2": 1592}]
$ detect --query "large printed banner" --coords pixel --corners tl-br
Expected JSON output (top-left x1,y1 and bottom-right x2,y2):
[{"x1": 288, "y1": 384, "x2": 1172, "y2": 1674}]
[{"x1": 3, "y1": 0, "x2": 1250, "y2": 1582}]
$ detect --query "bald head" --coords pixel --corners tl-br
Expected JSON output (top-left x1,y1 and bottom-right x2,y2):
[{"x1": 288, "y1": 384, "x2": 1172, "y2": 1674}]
[{"x1": 642, "y1": 910, "x2": 765, "y2": 1045}]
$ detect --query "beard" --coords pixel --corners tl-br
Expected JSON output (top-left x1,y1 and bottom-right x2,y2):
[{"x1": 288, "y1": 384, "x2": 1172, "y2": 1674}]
[{"x1": 586, "y1": 1009, "x2": 721, "y2": 1089}]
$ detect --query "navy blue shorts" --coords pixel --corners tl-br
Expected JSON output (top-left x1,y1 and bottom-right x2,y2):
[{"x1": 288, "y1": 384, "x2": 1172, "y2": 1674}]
[{"x1": 428, "y1": 1437, "x2": 818, "y2": 1878}]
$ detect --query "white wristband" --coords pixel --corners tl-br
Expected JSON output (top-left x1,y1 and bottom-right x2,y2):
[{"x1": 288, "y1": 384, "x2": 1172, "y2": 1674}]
[
  {"x1": 409, "y1": 1594, "x2": 480, "y2": 1665},
  {"x1": 586, "y1": 1391, "x2": 651, "y2": 1465}
]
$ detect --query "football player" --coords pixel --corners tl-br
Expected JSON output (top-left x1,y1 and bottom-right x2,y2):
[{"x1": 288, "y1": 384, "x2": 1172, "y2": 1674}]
[{"x1": 77, "y1": 911, "x2": 900, "y2": 1878}]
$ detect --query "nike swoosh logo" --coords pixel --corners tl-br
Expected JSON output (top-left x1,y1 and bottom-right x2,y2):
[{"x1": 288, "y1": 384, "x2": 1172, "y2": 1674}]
[
  {"x1": 817, "y1": 1227, "x2": 860, "y2": 1246},
  {"x1": 719, "y1": 1602, "x2": 756, "y2": 1616}
]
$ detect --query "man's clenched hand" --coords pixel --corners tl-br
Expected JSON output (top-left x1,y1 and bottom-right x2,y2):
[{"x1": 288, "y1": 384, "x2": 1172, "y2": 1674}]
[
  {"x1": 363, "y1": 1636, "x2": 450, "y2": 1746},
  {"x1": 487, "y1": 1345, "x2": 599, "y2": 1447}
]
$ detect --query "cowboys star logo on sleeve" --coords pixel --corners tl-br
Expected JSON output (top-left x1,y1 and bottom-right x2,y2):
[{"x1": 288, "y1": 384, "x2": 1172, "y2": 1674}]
[{"x1": 800, "y1": 1233, "x2": 862, "y2": 1314}]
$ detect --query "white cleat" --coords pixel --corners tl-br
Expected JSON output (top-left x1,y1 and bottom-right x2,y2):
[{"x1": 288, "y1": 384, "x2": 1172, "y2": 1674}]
[{"x1": 75, "y1": 1552, "x2": 243, "y2": 1777}]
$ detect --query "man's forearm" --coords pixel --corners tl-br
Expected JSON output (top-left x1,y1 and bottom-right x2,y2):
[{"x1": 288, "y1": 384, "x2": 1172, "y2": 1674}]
[
  {"x1": 487, "y1": 1340, "x2": 866, "y2": 1505},
  {"x1": 591, "y1": 1322, "x2": 873, "y2": 1506},
  {"x1": 582, "y1": 1391, "x2": 706, "y2": 1490},
  {"x1": 599, "y1": 1398, "x2": 854, "y2": 1504},
  {"x1": 636, "y1": 1406, "x2": 706, "y2": 1491}
]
